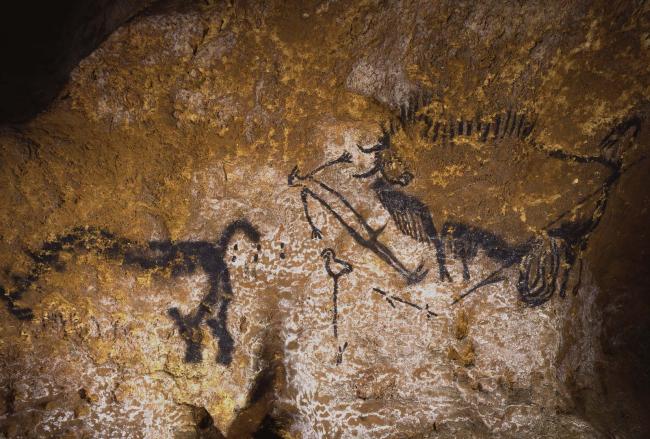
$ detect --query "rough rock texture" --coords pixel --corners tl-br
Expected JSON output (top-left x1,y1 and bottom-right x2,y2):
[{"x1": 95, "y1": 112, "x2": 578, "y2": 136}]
[
  {"x1": 0, "y1": 0, "x2": 153, "y2": 123},
  {"x1": 1, "y1": 0, "x2": 649, "y2": 437}
]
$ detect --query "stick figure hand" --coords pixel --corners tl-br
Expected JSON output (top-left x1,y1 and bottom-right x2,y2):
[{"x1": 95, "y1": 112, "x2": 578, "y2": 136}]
[
  {"x1": 311, "y1": 227, "x2": 323, "y2": 240},
  {"x1": 338, "y1": 151, "x2": 352, "y2": 163},
  {"x1": 406, "y1": 262, "x2": 429, "y2": 285}
]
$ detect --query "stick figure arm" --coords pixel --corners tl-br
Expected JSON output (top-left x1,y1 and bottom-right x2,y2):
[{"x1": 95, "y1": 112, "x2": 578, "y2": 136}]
[
  {"x1": 528, "y1": 140, "x2": 615, "y2": 169},
  {"x1": 314, "y1": 179, "x2": 376, "y2": 238},
  {"x1": 290, "y1": 152, "x2": 353, "y2": 185},
  {"x1": 300, "y1": 186, "x2": 371, "y2": 244},
  {"x1": 302, "y1": 152, "x2": 353, "y2": 178},
  {"x1": 301, "y1": 186, "x2": 426, "y2": 284},
  {"x1": 301, "y1": 188, "x2": 324, "y2": 239}
]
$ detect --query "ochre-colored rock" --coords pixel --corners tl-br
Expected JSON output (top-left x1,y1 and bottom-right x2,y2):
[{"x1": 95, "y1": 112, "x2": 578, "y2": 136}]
[{"x1": 1, "y1": 0, "x2": 649, "y2": 437}]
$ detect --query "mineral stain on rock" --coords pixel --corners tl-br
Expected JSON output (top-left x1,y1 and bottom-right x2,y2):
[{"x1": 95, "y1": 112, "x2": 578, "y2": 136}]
[{"x1": 1, "y1": 0, "x2": 650, "y2": 437}]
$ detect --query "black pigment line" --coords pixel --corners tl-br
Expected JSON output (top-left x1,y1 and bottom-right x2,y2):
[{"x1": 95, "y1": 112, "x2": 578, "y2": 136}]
[
  {"x1": 288, "y1": 93, "x2": 641, "y2": 308},
  {"x1": 336, "y1": 341, "x2": 348, "y2": 366},
  {"x1": 369, "y1": 177, "x2": 451, "y2": 282},
  {"x1": 287, "y1": 151, "x2": 352, "y2": 185},
  {"x1": 420, "y1": 115, "x2": 433, "y2": 138},
  {"x1": 516, "y1": 114, "x2": 525, "y2": 138},
  {"x1": 322, "y1": 248, "x2": 352, "y2": 339},
  {"x1": 493, "y1": 114, "x2": 502, "y2": 140},
  {"x1": 391, "y1": 295, "x2": 421, "y2": 309},
  {"x1": 289, "y1": 153, "x2": 428, "y2": 285},
  {"x1": 313, "y1": 179, "x2": 377, "y2": 238},
  {"x1": 521, "y1": 116, "x2": 537, "y2": 139},
  {"x1": 372, "y1": 287, "x2": 396, "y2": 307},
  {"x1": 451, "y1": 265, "x2": 510, "y2": 305},
  {"x1": 432, "y1": 122, "x2": 441, "y2": 142},
  {"x1": 298, "y1": 184, "x2": 427, "y2": 284},
  {"x1": 2, "y1": 219, "x2": 260, "y2": 367},
  {"x1": 372, "y1": 287, "x2": 437, "y2": 317},
  {"x1": 502, "y1": 110, "x2": 511, "y2": 139},
  {"x1": 509, "y1": 113, "x2": 518, "y2": 136},
  {"x1": 349, "y1": 100, "x2": 642, "y2": 307},
  {"x1": 480, "y1": 123, "x2": 490, "y2": 142}
]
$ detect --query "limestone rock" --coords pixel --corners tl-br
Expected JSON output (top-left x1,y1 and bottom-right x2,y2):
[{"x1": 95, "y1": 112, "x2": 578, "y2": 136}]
[{"x1": 1, "y1": 0, "x2": 649, "y2": 437}]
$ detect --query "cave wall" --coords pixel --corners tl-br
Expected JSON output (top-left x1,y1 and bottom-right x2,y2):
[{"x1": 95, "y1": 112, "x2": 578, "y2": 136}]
[
  {"x1": 0, "y1": 0, "x2": 153, "y2": 123},
  {"x1": 1, "y1": 0, "x2": 649, "y2": 437}
]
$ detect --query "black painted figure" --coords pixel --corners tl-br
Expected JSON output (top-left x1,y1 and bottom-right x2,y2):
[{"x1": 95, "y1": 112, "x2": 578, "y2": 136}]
[
  {"x1": 367, "y1": 177, "x2": 454, "y2": 283},
  {"x1": 354, "y1": 107, "x2": 642, "y2": 307},
  {"x1": 0, "y1": 219, "x2": 260, "y2": 366},
  {"x1": 336, "y1": 342, "x2": 348, "y2": 366},
  {"x1": 290, "y1": 94, "x2": 642, "y2": 307},
  {"x1": 321, "y1": 248, "x2": 352, "y2": 340},
  {"x1": 288, "y1": 154, "x2": 428, "y2": 285},
  {"x1": 372, "y1": 287, "x2": 437, "y2": 319}
]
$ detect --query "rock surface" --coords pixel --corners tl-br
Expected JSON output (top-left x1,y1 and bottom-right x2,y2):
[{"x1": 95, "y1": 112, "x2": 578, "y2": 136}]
[
  {"x1": 0, "y1": 0, "x2": 153, "y2": 123},
  {"x1": 1, "y1": 0, "x2": 649, "y2": 437}
]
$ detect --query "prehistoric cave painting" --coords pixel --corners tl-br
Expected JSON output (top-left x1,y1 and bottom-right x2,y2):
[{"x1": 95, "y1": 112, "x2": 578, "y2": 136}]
[
  {"x1": 359, "y1": 100, "x2": 643, "y2": 306},
  {"x1": 288, "y1": 155, "x2": 428, "y2": 285},
  {"x1": 335, "y1": 342, "x2": 348, "y2": 366},
  {"x1": 0, "y1": 219, "x2": 260, "y2": 366},
  {"x1": 289, "y1": 94, "x2": 643, "y2": 307},
  {"x1": 388, "y1": 92, "x2": 538, "y2": 147},
  {"x1": 372, "y1": 287, "x2": 438, "y2": 319},
  {"x1": 288, "y1": 149, "x2": 517, "y2": 290},
  {"x1": 321, "y1": 248, "x2": 352, "y2": 365}
]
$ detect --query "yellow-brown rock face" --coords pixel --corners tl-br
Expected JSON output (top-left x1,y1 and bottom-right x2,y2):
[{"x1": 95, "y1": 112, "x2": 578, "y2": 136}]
[{"x1": 1, "y1": 0, "x2": 649, "y2": 437}]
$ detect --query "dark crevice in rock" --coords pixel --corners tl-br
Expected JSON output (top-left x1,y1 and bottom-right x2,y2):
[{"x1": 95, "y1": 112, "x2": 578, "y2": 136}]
[
  {"x1": 0, "y1": 0, "x2": 153, "y2": 124},
  {"x1": 191, "y1": 406, "x2": 225, "y2": 439},
  {"x1": 251, "y1": 415, "x2": 284, "y2": 438}
]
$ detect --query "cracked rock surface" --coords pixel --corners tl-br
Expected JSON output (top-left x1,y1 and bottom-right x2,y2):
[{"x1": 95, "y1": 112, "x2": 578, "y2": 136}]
[{"x1": 1, "y1": 0, "x2": 649, "y2": 437}]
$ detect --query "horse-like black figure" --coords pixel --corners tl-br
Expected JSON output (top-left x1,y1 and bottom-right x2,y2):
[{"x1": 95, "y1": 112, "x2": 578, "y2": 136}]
[{"x1": 0, "y1": 219, "x2": 260, "y2": 366}]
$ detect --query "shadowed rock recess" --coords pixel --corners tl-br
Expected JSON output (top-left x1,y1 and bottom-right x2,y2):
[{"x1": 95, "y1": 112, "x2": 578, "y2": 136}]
[{"x1": 1, "y1": 0, "x2": 649, "y2": 437}]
